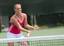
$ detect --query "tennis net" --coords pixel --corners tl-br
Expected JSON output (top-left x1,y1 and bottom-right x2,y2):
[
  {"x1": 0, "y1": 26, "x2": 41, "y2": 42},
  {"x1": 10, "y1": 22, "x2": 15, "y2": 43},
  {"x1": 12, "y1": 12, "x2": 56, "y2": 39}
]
[{"x1": 0, "y1": 35, "x2": 64, "y2": 46}]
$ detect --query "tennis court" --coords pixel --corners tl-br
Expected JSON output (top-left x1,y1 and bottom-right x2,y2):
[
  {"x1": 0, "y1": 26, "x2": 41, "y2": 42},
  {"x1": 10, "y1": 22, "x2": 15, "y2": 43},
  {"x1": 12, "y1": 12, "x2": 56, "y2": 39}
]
[{"x1": 0, "y1": 26, "x2": 64, "y2": 46}]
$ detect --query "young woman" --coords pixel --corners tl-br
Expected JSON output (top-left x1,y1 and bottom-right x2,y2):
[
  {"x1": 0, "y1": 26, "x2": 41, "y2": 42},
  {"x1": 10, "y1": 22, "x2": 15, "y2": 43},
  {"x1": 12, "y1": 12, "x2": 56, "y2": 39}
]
[{"x1": 7, "y1": 3, "x2": 35, "y2": 46}]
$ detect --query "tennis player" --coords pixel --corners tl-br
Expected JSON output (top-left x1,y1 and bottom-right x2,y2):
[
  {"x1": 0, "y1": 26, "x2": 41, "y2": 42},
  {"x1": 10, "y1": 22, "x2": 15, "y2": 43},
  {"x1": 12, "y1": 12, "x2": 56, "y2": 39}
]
[{"x1": 7, "y1": 3, "x2": 36, "y2": 46}]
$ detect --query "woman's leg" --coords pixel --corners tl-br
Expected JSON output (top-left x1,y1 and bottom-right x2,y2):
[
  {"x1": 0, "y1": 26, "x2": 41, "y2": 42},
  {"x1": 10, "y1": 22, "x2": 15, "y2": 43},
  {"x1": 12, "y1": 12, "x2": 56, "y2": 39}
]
[
  {"x1": 8, "y1": 42, "x2": 14, "y2": 46},
  {"x1": 7, "y1": 32, "x2": 15, "y2": 46},
  {"x1": 17, "y1": 33, "x2": 29, "y2": 46},
  {"x1": 21, "y1": 41, "x2": 29, "y2": 46}
]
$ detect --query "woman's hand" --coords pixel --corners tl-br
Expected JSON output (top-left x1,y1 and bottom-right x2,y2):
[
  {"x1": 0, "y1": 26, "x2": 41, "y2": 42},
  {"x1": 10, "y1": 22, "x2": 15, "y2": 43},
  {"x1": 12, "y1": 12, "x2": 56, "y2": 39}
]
[
  {"x1": 33, "y1": 25, "x2": 40, "y2": 30},
  {"x1": 27, "y1": 31, "x2": 32, "y2": 37}
]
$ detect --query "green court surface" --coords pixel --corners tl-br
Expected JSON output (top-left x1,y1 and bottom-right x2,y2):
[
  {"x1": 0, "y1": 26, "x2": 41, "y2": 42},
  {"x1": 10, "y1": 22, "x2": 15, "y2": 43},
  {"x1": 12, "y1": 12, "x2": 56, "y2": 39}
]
[
  {"x1": 0, "y1": 26, "x2": 64, "y2": 46},
  {"x1": 0, "y1": 26, "x2": 64, "y2": 38},
  {"x1": 31, "y1": 26, "x2": 64, "y2": 36}
]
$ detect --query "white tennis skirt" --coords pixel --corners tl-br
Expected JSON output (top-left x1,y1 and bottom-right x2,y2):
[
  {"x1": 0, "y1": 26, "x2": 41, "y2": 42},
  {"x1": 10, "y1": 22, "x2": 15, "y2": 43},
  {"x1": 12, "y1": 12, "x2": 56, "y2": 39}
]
[{"x1": 7, "y1": 32, "x2": 25, "y2": 39}]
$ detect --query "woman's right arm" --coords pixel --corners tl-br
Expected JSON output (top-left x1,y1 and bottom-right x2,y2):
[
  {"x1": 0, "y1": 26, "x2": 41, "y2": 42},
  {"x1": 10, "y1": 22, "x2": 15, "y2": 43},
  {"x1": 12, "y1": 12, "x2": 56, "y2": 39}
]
[{"x1": 10, "y1": 16, "x2": 30, "y2": 33}]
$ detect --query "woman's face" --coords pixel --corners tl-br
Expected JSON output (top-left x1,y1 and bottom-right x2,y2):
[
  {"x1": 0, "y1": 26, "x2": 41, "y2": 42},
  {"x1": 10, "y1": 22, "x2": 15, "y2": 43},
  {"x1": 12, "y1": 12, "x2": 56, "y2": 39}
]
[{"x1": 14, "y1": 4, "x2": 22, "y2": 14}]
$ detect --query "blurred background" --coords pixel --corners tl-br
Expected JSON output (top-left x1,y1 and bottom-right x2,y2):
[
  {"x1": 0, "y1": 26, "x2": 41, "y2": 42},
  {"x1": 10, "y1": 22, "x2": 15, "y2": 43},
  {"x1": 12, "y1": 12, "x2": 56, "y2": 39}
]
[{"x1": 0, "y1": 0, "x2": 64, "y2": 37}]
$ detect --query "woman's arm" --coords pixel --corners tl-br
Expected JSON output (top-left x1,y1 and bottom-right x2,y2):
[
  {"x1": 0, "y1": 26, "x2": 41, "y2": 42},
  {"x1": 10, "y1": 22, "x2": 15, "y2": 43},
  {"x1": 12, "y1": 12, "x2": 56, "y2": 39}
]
[
  {"x1": 24, "y1": 14, "x2": 34, "y2": 30},
  {"x1": 10, "y1": 16, "x2": 30, "y2": 33}
]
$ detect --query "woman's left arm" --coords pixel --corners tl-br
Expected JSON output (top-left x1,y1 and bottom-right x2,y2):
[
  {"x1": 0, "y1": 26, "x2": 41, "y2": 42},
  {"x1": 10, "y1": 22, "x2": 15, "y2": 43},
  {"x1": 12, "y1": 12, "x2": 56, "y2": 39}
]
[{"x1": 24, "y1": 14, "x2": 34, "y2": 30}]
